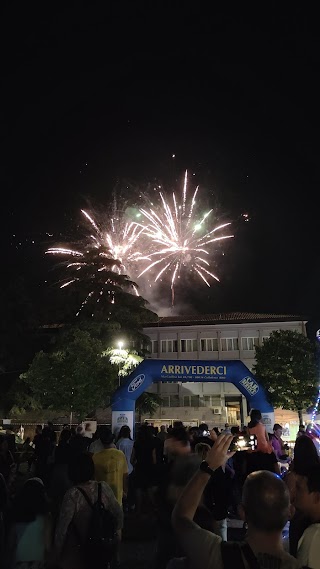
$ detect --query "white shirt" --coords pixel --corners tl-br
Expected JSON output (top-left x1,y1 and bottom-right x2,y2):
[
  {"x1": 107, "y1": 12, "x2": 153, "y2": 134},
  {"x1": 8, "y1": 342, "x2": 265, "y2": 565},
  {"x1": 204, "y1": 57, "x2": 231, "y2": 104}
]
[
  {"x1": 297, "y1": 523, "x2": 320, "y2": 569},
  {"x1": 116, "y1": 438, "x2": 134, "y2": 475},
  {"x1": 89, "y1": 439, "x2": 104, "y2": 454}
]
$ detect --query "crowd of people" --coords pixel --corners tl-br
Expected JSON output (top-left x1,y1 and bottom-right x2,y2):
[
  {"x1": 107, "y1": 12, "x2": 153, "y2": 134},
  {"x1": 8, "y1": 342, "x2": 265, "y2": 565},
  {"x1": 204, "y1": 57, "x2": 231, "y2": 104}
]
[{"x1": 0, "y1": 411, "x2": 319, "y2": 568}]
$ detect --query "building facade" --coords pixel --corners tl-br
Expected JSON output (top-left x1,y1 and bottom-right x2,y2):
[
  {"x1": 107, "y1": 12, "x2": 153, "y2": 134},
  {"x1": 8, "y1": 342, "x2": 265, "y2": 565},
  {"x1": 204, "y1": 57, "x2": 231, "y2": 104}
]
[{"x1": 141, "y1": 312, "x2": 306, "y2": 434}]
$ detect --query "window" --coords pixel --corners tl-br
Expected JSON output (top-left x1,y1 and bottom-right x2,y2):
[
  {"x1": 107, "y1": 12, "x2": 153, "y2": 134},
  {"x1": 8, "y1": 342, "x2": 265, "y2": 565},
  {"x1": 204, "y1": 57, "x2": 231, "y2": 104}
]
[
  {"x1": 202, "y1": 395, "x2": 212, "y2": 406},
  {"x1": 221, "y1": 337, "x2": 239, "y2": 351},
  {"x1": 183, "y1": 396, "x2": 191, "y2": 407},
  {"x1": 191, "y1": 395, "x2": 200, "y2": 407},
  {"x1": 180, "y1": 339, "x2": 198, "y2": 352},
  {"x1": 241, "y1": 337, "x2": 259, "y2": 351},
  {"x1": 200, "y1": 338, "x2": 218, "y2": 351},
  {"x1": 152, "y1": 340, "x2": 158, "y2": 353},
  {"x1": 161, "y1": 339, "x2": 178, "y2": 353},
  {"x1": 170, "y1": 395, "x2": 180, "y2": 407}
]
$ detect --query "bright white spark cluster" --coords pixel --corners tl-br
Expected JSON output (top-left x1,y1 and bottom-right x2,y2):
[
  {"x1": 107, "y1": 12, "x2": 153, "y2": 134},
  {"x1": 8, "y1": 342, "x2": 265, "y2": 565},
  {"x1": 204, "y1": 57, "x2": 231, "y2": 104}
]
[
  {"x1": 138, "y1": 170, "x2": 233, "y2": 303},
  {"x1": 46, "y1": 171, "x2": 233, "y2": 308}
]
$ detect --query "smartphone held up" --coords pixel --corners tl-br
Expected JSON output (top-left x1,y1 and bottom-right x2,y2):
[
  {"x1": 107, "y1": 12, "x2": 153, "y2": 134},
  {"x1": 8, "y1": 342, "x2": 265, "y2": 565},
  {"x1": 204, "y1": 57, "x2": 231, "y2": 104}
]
[{"x1": 229, "y1": 434, "x2": 257, "y2": 452}]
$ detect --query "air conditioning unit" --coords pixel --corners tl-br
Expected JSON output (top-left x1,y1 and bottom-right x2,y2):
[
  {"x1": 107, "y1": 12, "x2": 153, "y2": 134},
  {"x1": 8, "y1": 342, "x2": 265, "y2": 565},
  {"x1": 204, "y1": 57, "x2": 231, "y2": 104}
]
[{"x1": 213, "y1": 407, "x2": 222, "y2": 415}]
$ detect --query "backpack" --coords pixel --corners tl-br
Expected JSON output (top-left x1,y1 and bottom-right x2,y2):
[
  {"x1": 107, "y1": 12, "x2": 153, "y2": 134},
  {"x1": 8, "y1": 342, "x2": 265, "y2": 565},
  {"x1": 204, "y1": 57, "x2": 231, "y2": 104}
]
[{"x1": 76, "y1": 483, "x2": 118, "y2": 568}]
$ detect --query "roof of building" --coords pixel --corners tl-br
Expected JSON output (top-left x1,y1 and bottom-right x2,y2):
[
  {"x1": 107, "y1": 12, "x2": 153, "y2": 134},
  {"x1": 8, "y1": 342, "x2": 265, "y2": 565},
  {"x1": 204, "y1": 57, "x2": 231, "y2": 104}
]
[{"x1": 144, "y1": 312, "x2": 306, "y2": 327}]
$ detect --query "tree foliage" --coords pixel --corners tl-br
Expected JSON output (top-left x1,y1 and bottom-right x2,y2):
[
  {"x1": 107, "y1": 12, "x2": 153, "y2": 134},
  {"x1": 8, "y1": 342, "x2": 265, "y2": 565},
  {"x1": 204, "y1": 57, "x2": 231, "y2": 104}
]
[
  {"x1": 136, "y1": 392, "x2": 163, "y2": 420},
  {"x1": 21, "y1": 328, "x2": 117, "y2": 419},
  {"x1": 253, "y1": 330, "x2": 318, "y2": 418}
]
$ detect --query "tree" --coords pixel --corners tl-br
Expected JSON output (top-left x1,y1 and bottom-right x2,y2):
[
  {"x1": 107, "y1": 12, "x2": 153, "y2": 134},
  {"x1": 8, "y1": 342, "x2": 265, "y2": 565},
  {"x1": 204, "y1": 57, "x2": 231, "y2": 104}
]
[
  {"x1": 253, "y1": 330, "x2": 318, "y2": 422},
  {"x1": 20, "y1": 328, "x2": 117, "y2": 420},
  {"x1": 107, "y1": 347, "x2": 163, "y2": 420},
  {"x1": 135, "y1": 392, "x2": 163, "y2": 424}
]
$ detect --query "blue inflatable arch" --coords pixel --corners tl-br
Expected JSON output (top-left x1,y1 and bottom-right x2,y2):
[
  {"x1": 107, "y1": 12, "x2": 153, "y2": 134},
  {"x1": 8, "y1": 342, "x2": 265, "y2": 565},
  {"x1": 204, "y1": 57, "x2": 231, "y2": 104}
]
[{"x1": 111, "y1": 359, "x2": 274, "y2": 434}]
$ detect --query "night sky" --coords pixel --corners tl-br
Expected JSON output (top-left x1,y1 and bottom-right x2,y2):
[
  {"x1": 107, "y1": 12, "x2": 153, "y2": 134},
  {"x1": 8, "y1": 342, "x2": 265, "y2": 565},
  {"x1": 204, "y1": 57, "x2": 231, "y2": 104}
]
[{"x1": 2, "y1": 6, "x2": 319, "y2": 319}]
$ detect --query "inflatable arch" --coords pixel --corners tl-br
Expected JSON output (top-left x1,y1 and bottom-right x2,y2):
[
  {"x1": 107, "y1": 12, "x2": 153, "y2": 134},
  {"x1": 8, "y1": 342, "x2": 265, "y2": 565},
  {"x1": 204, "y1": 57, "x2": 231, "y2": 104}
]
[{"x1": 111, "y1": 359, "x2": 274, "y2": 435}]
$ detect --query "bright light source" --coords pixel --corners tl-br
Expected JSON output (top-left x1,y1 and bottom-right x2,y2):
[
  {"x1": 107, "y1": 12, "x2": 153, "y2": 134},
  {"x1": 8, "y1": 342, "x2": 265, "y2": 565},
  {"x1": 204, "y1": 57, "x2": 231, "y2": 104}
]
[{"x1": 118, "y1": 341, "x2": 124, "y2": 350}]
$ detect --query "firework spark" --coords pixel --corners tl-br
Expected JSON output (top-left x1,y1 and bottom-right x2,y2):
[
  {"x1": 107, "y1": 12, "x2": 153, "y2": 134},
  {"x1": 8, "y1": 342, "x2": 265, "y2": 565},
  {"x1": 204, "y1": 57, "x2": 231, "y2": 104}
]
[
  {"x1": 138, "y1": 170, "x2": 233, "y2": 304},
  {"x1": 46, "y1": 207, "x2": 147, "y2": 314}
]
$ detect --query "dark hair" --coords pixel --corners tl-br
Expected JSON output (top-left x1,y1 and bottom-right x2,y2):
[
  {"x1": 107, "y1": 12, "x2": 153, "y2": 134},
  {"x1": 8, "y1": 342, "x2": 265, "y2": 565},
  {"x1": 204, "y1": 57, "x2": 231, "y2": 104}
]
[
  {"x1": 198, "y1": 423, "x2": 209, "y2": 432},
  {"x1": 41, "y1": 427, "x2": 51, "y2": 438},
  {"x1": 11, "y1": 479, "x2": 49, "y2": 523},
  {"x1": 248, "y1": 409, "x2": 262, "y2": 428},
  {"x1": 167, "y1": 427, "x2": 189, "y2": 446},
  {"x1": 173, "y1": 421, "x2": 183, "y2": 428},
  {"x1": 117, "y1": 425, "x2": 132, "y2": 441},
  {"x1": 68, "y1": 453, "x2": 94, "y2": 484},
  {"x1": 304, "y1": 465, "x2": 320, "y2": 493},
  {"x1": 293, "y1": 436, "x2": 320, "y2": 475},
  {"x1": 99, "y1": 427, "x2": 114, "y2": 446},
  {"x1": 273, "y1": 424, "x2": 282, "y2": 431},
  {"x1": 231, "y1": 426, "x2": 240, "y2": 435},
  {"x1": 243, "y1": 471, "x2": 290, "y2": 532},
  {"x1": 59, "y1": 429, "x2": 71, "y2": 444},
  {"x1": 136, "y1": 424, "x2": 153, "y2": 442}
]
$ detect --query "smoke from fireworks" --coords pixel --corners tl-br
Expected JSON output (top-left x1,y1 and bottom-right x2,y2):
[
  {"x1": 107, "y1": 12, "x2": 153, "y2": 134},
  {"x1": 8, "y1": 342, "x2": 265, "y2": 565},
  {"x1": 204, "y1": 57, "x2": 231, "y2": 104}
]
[{"x1": 138, "y1": 170, "x2": 233, "y2": 305}]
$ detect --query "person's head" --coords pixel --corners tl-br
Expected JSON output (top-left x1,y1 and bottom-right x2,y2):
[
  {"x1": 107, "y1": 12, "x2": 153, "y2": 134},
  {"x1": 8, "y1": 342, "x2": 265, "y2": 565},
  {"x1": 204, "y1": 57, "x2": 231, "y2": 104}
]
[
  {"x1": 68, "y1": 452, "x2": 94, "y2": 484},
  {"x1": 11, "y1": 478, "x2": 49, "y2": 523},
  {"x1": 99, "y1": 427, "x2": 114, "y2": 447},
  {"x1": 173, "y1": 421, "x2": 183, "y2": 428},
  {"x1": 231, "y1": 426, "x2": 240, "y2": 436},
  {"x1": 147, "y1": 425, "x2": 157, "y2": 437},
  {"x1": 188, "y1": 426, "x2": 200, "y2": 441},
  {"x1": 118, "y1": 425, "x2": 132, "y2": 440},
  {"x1": 76, "y1": 425, "x2": 84, "y2": 436},
  {"x1": 249, "y1": 409, "x2": 262, "y2": 426},
  {"x1": 160, "y1": 425, "x2": 166, "y2": 432},
  {"x1": 35, "y1": 425, "x2": 42, "y2": 435},
  {"x1": 194, "y1": 442, "x2": 211, "y2": 460},
  {"x1": 294, "y1": 465, "x2": 320, "y2": 520},
  {"x1": 198, "y1": 423, "x2": 209, "y2": 436},
  {"x1": 297, "y1": 424, "x2": 306, "y2": 438},
  {"x1": 293, "y1": 435, "x2": 320, "y2": 475},
  {"x1": 47, "y1": 421, "x2": 54, "y2": 430},
  {"x1": 273, "y1": 423, "x2": 283, "y2": 438},
  {"x1": 241, "y1": 470, "x2": 290, "y2": 532},
  {"x1": 136, "y1": 424, "x2": 153, "y2": 442},
  {"x1": 41, "y1": 426, "x2": 51, "y2": 439},
  {"x1": 166, "y1": 427, "x2": 190, "y2": 456},
  {"x1": 59, "y1": 429, "x2": 71, "y2": 445},
  {"x1": 225, "y1": 423, "x2": 230, "y2": 429}
]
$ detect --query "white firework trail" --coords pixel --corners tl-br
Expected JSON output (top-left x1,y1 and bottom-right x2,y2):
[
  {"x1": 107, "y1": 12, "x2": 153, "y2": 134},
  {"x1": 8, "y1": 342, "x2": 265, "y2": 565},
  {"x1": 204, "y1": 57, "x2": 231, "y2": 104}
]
[
  {"x1": 46, "y1": 207, "x2": 147, "y2": 312},
  {"x1": 138, "y1": 170, "x2": 233, "y2": 305}
]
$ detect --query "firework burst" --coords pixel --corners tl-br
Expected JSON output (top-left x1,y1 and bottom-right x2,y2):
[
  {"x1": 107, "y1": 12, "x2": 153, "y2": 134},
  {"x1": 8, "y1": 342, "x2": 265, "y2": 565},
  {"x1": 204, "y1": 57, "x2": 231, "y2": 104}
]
[
  {"x1": 46, "y1": 207, "x2": 147, "y2": 314},
  {"x1": 138, "y1": 170, "x2": 233, "y2": 305}
]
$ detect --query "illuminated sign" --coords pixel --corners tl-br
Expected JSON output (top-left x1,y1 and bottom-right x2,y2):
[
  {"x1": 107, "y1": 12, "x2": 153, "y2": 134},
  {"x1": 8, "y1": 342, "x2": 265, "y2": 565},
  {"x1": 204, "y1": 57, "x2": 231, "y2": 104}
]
[
  {"x1": 160, "y1": 364, "x2": 227, "y2": 380},
  {"x1": 128, "y1": 374, "x2": 145, "y2": 393}
]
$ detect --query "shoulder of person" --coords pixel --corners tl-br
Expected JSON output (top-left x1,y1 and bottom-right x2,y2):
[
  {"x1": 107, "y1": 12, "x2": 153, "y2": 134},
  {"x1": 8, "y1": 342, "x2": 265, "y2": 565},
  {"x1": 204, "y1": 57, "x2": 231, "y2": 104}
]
[{"x1": 301, "y1": 522, "x2": 320, "y2": 541}]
